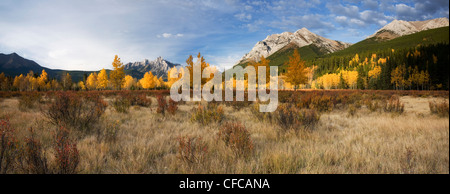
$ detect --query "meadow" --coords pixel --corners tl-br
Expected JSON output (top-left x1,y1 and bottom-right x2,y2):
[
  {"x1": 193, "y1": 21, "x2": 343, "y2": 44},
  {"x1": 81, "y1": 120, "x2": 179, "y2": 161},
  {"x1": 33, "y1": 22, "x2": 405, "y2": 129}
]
[{"x1": 0, "y1": 90, "x2": 448, "y2": 174}]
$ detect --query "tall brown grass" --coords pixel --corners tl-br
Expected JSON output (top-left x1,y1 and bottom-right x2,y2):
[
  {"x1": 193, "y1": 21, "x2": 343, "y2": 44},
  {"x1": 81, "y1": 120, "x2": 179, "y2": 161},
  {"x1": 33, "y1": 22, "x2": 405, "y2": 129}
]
[{"x1": 0, "y1": 90, "x2": 448, "y2": 174}]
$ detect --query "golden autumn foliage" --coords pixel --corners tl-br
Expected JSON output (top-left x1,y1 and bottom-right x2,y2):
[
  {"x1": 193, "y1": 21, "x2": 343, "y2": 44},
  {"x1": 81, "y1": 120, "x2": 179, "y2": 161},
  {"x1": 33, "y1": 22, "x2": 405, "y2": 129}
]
[
  {"x1": 368, "y1": 66, "x2": 382, "y2": 79},
  {"x1": 349, "y1": 54, "x2": 360, "y2": 67},
  {"x1": 97, "y1": 69, "x2": 109, "y2": 89},
  {"x1": 391, "y1": 65, "x2": 406, "y2": 90},
  {"x1": 340, "y1": 70, "x2": 358, "y2": 89},
  {"x1": 78, "y1": 81, "x2": 86, "y2": 90},
  {"x1": 139, "y1": 71, "x2": 156, "y2": 89},
  {"x1": 122, "y1": 75, "x2": 136, "y2": 89},
  {"x1": 248, "y1": 55, "x2": 271, "y2": 85},
  {"x1": 86, "y1": 72, "x2": 98, "y2": 90},
  {"x1": 316, "y1": 73, "x2": 340, "y2": 89},
  {"x1": 284, "y1": 50, "x2": 308, "y2": 90},
  {"x1": 186, "y1": 53, "x2": 210, "y2": 87},
  {"x1": 110, "y1": 55, "x2": 125, "y2": 90},
  {"x1": 38, "y1": 70, "x2": 48, "y2": 90},
  {"x1": 167, "y1": 67, "x2": 183, "y2": 88}
]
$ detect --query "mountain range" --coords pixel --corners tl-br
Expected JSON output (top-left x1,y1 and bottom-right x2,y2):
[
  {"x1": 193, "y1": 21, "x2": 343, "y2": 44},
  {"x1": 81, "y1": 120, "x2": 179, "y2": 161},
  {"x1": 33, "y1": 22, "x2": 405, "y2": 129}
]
[
  {"x1": 236, "y1": 17, "x2": 449, "y2": 67},
  {"x1": 367, "y1": 17, "x2": 449, "y2": 40},
  {"x1": 0, "y1": 53, "x2": 180, "y2": 82},
  {"x1": 238, "y1": 28, "x2": 351, "y2": 64},
  {"x1": 1, "y1": 17, "x2": 449, "y2": 82},
  {"x1": 124, "y1": 56, "x2": 180, "y2": 79}
]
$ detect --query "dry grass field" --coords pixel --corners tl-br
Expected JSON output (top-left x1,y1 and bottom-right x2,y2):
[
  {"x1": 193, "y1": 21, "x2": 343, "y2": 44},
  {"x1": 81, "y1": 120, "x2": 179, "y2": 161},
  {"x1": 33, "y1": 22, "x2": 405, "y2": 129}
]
[{"x1": 0, "y1": 90, "x2": 448, "y2": 174}]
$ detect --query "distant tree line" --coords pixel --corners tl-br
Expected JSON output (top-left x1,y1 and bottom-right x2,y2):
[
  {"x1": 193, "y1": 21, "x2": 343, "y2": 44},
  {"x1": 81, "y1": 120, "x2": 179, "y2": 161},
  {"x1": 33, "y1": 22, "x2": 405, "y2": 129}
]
[{"x1": 308, "y1": 43, "x2": 449, "y2": 90}]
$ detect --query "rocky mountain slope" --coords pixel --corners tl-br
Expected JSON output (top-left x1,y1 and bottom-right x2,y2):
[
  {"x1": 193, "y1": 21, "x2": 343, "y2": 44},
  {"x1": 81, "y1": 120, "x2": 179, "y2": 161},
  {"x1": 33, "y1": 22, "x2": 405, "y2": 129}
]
[
  {"x1": 124, "y1": 56, "x2": 180, "y2": 78},
  {"x1": 367, "y1": 17, "x2": 449, "y2": 40},
  {"x1": 238, "y1": 28, "x2": 351, "y2": 64}
]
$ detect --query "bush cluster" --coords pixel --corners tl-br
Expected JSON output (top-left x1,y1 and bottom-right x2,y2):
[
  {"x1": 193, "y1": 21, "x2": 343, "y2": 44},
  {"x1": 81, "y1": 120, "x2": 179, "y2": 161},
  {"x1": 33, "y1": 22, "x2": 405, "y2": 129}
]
[
  {"x1": 0, "y1": 118, "x2": 80, "y2": 174},
  {"x1": 383, "y1": 95, "x2": 404, "y2": 114},
  {"x1": 41, "y1": 91, "x2": 107, "y2": 133},
  {"x1": 429, "y1": 101, "x2": 449, "y2": 117},
  {"x1": 275, "y1": 104, "x2": 320, "y2": 131},
  {"x1": 218, "y1": 122, "x2": 253, "y2": 158},
  {"x1": 177, "y1": 136, "x2": 208, "y2": 165},
  {"x1": 18, "y1": 92, "x2": 42, "y2": 110},
  {"x1": 112, "y1": 95, "x2": 131, "y2": 113},
  {"x1": 191, "y1": 103, "x2": 225, "y2": 125}
]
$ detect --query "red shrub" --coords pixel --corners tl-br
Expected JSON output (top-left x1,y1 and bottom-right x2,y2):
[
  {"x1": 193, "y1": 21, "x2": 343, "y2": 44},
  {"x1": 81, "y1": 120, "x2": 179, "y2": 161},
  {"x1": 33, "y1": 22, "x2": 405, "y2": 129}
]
[
  {"x1": 218, "y1": 122, "x2": 254, "y2": 158},
  {"x1": 21, "y1": 128, "x2": 50, "y2": 174},
  {"x1": 177, "y1": 136, "x2": 208, "y2": 165},
  {"x1": 156, "y1": 95, "x2": 167, "y2": 115},
  {"x1": 167, "y1": 99, "x2": 178, "y2": 115},
  {"x1": 53, "y1": 126, "x2": 79, "y2": 174},
  {"x1": 0, "y1": 117, "x2": 18, "y2": 174},
  {"x1": 42, "y1": 91, "x2": 107, "y2": 132}
]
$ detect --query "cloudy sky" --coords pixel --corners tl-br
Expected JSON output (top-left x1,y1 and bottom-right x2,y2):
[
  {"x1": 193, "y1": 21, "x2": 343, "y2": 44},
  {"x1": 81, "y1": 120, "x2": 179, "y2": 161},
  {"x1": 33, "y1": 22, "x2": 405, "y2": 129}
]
[{"x1": 0, "y1": 0, "x2": 448, "y2": 71}]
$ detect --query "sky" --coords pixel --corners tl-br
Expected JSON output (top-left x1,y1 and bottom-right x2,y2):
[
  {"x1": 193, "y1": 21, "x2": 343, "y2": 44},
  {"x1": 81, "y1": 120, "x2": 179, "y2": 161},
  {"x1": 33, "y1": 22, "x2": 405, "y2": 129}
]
[{"x1": 0, "y1": 0, "x2": 448, "y2": 71}]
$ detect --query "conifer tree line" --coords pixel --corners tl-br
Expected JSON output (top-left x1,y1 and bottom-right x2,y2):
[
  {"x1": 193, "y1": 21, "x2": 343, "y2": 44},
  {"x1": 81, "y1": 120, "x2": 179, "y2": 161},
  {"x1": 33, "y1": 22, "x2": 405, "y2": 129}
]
[{"x1": 307, "y1": 43, "x2": 449, "y2": 90}]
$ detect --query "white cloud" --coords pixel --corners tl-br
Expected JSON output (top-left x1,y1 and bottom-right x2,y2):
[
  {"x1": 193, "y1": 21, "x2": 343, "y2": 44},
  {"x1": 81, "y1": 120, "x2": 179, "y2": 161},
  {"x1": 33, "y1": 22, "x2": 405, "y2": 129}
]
[
  {"x1": 157, "y1": 33, "x2": 184, "y2": 38},
  {"x1": 235, "y1": 13, "x2": 252, "y2": 21}
]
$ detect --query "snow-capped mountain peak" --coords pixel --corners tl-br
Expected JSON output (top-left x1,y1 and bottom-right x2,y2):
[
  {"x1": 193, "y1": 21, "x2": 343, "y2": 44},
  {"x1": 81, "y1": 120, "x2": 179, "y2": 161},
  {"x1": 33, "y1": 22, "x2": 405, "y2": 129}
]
[
  {"x1": 367, "y1": 17, "x2": 449, "y2": 39},
  {"x1": 238, "y1": 28, "x2": 351, "y2": 64},
  {"x1": 124, "y1": 56, "x2": 180, "y2": 78}
]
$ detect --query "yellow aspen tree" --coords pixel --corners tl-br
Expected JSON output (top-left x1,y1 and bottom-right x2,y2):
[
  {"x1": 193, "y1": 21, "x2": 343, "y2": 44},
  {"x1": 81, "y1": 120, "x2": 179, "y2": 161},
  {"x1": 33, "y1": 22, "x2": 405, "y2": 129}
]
[
  {"x1": 97, "y1": 69, "x2": 109, "y2": 89},
  {"x1": 167, "y1": 67, "x2": 182, "y2": 87},
  {"x1": 50, "y1": 79, "x2": 60, "y2": 90},
  {"x1": 391, "y1": 65, "x2": 405, "y2": 90},
  {"x1": 186, "y1": 53, "x2": 210, "y2": 87},
  {"x1": 38, "y1": 69, "x2": 48, "y2": 90},
  {"x1": 153, "y1": 76, "x2": 159, "y2": 88},
  {"x1": 78, "y1": 81, "x2": 86, "y2": 90},
  {"x1": 61, "y1": 73, "x2": 72, "y2": 90},
  {"x1": 368, "y1": 66, "x2": 381, "y2": 79},
  {"x1": 158, "y1": 77, "x2": 164, "y2": 88},
  {"x1": 86, "y1": 72, "x2": 98, "y2": 90},
  {"x1": 122, "y1": 75, "x2": 135, "y2": 89},
  {"x1": 284, "y1": 50, "x2": 308, "y2": 90},
  {"x1": 110, "y1": 55, "x2": 125, "y2": 90},
  {"x1": 341, "y1": 70, "x2": 359, "y2": 89},
  {"x1": 331, "y1": 73, "x2": 340, "y2": 89},
  {"x1": 139, "y1": 71, "x2": 155, "y2": 89},
  {"x1": 248, "y1": 55, "x2": 271, "y2": 86},
  {"x1": 13, "y1": 74, "x2": 24, "y2": 91}
]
